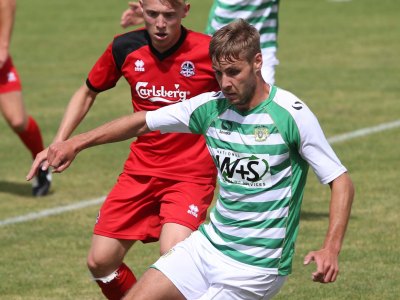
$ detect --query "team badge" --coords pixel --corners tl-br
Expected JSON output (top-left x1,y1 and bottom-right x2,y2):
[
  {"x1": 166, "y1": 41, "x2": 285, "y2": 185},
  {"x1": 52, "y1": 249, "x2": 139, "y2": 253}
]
[
  {"x1": 254, "y1": 126, "x2": 269, "y2": 142},
  {"x1": 180, "y1": 61, "x2": 195, "y2": 77}
]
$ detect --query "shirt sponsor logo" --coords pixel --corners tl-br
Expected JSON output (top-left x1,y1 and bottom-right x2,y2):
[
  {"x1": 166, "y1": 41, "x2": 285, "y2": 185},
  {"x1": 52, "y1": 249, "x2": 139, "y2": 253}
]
[
  {"x1": 215, "y1": 149, "x2": 272, "y2": 187},
  {"x1": 134, "y1": 59, "x2": 145, "y2": 72},
  {"x1": 180, "y1": 61, "x2": 195, "y2": 77},
  {"x1": 136, "y1": 82, "x2": 189, "y2": 103}
]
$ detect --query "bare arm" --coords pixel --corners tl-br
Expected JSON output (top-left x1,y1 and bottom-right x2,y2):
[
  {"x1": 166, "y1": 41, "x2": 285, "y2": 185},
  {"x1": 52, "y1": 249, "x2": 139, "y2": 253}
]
[
  {"x1": 26, "y1": 111, "x2": 150, "y2": 179},
  {"x1": 25, "y1": 84, "x2": 98, "y2": 177},
  {"x1": 65, "y1": 110, "x2": 149, "y2": 150},
  {"x1": 53, "y1": 84, "x2": 98, "y2": 143},
  {"x1": 303, "y1": 172, "x2": 354, "y2": 283},
  {"x1": 0, "y1": 0, "x2": 16, "y2": 68}
]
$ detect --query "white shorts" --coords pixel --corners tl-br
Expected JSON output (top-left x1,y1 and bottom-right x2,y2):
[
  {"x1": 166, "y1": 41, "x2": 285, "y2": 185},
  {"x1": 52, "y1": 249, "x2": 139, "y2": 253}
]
[{"x1": 152, "y1": 231, "x2": 287, "y2": 300}]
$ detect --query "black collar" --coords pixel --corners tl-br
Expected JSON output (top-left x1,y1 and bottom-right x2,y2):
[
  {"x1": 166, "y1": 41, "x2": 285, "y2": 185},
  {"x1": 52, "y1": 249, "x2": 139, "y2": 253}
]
[{"x1": 145, "y1": 26, "x2": 188, "y2": 61}]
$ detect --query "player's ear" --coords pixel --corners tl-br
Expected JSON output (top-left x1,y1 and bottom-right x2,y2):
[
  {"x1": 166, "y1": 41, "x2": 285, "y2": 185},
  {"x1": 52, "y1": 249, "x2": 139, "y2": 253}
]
[
  {"x1": 254, "y1": 52, "x2": 263, "y2": 73},
  {"x1": 183, "y1": 3, "x2": 190, "y2": 18}
]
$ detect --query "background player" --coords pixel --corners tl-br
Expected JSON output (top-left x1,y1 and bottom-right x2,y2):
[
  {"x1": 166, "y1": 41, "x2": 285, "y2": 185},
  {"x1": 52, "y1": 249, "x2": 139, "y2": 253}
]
[
  {"x1": 0, "y1": 0, "x2": 51, "y2": 196},
  {"x1": 121, "y1": 0, "x2": 280, "y2": 84},
  {"x1": 206, "y1": 0, "x2": 280, "y2": 84},
  {"x1": 29, "y1": 0, "x2": 219, "y2": 298},
  {"x1": 121, "y1": 1, "x2": 143, "y2": 28}
]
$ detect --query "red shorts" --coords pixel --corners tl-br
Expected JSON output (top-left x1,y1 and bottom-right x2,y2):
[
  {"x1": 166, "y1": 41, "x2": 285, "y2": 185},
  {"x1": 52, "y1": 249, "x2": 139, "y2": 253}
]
[
  {"x1": 0, "y1": 57, "x2": 22, "y2": 94},
  {"x1": 94, "y1": 173, "x2": 216, "y2": 242}
]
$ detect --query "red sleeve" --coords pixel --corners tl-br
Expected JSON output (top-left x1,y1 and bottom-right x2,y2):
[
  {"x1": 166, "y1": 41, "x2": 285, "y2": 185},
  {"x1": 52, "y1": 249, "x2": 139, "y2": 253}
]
[{"x1": 86, "y1": 43, "x2": 122, "y2": 93}]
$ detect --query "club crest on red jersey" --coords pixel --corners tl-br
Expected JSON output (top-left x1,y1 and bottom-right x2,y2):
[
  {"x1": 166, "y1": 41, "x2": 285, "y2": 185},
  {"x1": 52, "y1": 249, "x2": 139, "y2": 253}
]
[{"x1": 180, "y1": 61, "x2": 195, "y2": 77}]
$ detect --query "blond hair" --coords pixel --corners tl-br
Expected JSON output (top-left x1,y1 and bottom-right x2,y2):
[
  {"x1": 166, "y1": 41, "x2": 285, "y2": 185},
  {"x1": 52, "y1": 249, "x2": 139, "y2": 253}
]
[{"x1": 160, "y1": 0, "x2": 186, "y2": 8}]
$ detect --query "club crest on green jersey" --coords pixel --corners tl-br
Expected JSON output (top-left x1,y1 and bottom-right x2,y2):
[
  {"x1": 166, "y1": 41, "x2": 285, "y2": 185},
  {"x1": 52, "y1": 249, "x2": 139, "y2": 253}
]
[{"x1": 254, "y1": 126, "x2": 269, "y2": 142}]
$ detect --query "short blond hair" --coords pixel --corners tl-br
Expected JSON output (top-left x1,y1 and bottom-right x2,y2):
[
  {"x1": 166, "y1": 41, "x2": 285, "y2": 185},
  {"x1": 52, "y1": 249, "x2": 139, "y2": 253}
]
[
  {"x1": 160, "y1": 0, "x2": 186, "y2": 8},
  {"x1": 209, "y1": 19, "x2": 261, "y2": 65}
]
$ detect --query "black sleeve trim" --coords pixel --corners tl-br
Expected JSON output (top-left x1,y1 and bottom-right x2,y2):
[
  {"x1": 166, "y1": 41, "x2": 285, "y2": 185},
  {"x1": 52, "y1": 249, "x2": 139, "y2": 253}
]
[{"x1": 86, "y1": 78, "x2": 115, "y2": 93}]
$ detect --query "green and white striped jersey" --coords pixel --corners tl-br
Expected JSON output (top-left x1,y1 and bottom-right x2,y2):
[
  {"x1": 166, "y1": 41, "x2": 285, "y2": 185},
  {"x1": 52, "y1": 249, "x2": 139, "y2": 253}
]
[
  {"x1": 146, "y1": 85, "x2": 346, "y2": 275},
  {"x1": 206, "y1": 0, "x2": 280, "y2": 50}
]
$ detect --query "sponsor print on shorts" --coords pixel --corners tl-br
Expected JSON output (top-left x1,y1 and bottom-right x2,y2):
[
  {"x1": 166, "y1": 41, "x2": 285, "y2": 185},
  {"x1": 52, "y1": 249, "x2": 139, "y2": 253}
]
[
  {"x1": 162, "y1": 247, "x2": 176, "y2": 258},
  {"x1": 95, "y1": 211, "x2": 100, "y2": 224},
  {"x1": 7, "y1": 71, "x2": 17, "y2": 82},
  {"x1": 187, "y1": 204, "x2": 199, "y2": 218}
]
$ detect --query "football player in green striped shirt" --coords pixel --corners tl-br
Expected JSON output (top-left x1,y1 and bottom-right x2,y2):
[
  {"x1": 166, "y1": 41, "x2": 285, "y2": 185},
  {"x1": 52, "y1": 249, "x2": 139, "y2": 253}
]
[
  {"x1": 206, "y1": 0, "x2": 280, "y2": 85},
  {"x1": 28, "y1": 19, "x2": 354, "y2": 300}
]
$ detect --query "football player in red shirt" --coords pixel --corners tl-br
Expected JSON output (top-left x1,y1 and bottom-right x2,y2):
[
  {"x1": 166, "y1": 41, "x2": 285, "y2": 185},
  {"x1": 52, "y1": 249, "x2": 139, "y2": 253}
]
[
  {"x1": 29, "y1": 0, "x2": 219, "y2": 298},
  {"x1": 0, "y1": 0, "x2": 50, "y2": 196}
]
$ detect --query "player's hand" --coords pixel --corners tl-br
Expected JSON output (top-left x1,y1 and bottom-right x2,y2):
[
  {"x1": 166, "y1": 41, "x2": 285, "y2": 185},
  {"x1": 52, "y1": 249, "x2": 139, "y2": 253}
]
[
  {"x1": 120, "y1": 2, "x2": 143, "y2": 28},
  {"x1": 303, "y1": 248, "x2": 339, "y2": 283},
  {"x1": 26, "y1": 141, "x2": 78, "y2": 181},
  {"x1": 26, "y1": 148, "x2": 50, "y2": 181},
  {"x1": 45, "y1": 140, "x2": 79, "y2": 173}
]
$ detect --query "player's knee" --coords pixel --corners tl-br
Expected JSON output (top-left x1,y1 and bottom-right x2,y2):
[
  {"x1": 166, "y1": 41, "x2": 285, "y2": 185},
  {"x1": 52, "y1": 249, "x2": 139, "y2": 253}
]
[
  {"x1": 8, "y1": 116, "x2": 26, "y2": 132},
  {"x1": 87, "y1": 253, "x2": 109, "y2": 275},
  {"x1": 86, "y1": 251, "x2": 123, "y2": 278},
  {"x1": 86, "y1": 254, "x2": 99, "y2": 273}
]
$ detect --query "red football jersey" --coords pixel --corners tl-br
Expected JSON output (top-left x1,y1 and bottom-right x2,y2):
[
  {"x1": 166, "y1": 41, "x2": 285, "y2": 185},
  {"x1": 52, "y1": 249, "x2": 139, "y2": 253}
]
[{"x1": 87, "y1": 27, "x2": 219, "y2": 185}]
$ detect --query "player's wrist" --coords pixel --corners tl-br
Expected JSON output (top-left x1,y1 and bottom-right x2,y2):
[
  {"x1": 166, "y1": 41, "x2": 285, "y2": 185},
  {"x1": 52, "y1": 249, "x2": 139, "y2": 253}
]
[{"x1": 321, "y1": 242, "x2": 341, "y2": 256}]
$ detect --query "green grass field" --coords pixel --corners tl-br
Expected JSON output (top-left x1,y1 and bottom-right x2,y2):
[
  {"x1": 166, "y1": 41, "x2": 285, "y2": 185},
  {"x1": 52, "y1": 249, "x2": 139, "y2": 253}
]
[{"x1": 0, "y1": 0, "x2": 399, "y2": 299}]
